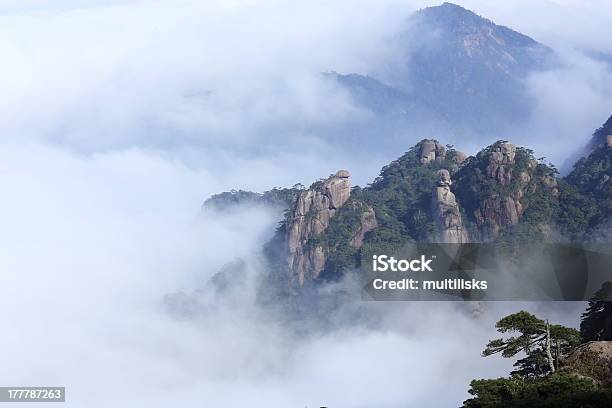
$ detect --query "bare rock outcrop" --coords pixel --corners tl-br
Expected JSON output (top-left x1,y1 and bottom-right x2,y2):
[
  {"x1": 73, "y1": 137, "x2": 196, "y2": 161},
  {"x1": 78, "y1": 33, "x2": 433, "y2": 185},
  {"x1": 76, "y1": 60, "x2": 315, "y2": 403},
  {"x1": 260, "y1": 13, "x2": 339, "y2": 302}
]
[
  {"x1": 564, "y1": 341, "x2": 612, "y2": 387},
  {"x1": 453, "y1": 141, "x2": 562, "y2": 241},
  {"x1": 416, "y1": 140, "x2": 467, "y2": 172},
  {"x1": 486, "y1": 142, "x2": 518, "y2": 185},
  {"x1": 286, "y1": 170, "x2": 351, "y2": 286},
  {"x1": 350, "y1": 206, "x2": 378, "y2": 248},
  {"x1": 473, "y1": 142, "x2": 556, "y2": 240},
  {"x1": 418, "y1": 140, "x2": 447, "y2": 164},
  {"x1": 432, "y1": 169, "x2": 469, "y2": 243}
]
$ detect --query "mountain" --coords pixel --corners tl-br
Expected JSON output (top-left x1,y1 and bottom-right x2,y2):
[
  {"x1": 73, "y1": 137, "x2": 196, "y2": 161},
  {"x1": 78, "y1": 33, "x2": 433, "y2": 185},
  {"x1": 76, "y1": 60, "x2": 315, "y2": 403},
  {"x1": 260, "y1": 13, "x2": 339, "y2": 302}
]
[
  {"x1": 562, "y1": 114, "x2": 612, "y2": 173},
  {"x1": 332, "y1": 2, "x2": 554, "y2": 136},
  {"x1": 201, "y1": 186, "x2": 303, "y2": 213},
  {"x1": 203, "y1": 115, "x2": 611, "y2": 293},
  {"x1": 262, "y1": 138, "x2": 609, "y2": 290},
  {"x1": 559, "y1": 134, "x2": 612, "y2": 241},
  {"x1": 586, "y1": 115, "x2": 612, "y2": 152},
  {"x1": 263, "y1": 139, "x2": 562, "y2": 289}
]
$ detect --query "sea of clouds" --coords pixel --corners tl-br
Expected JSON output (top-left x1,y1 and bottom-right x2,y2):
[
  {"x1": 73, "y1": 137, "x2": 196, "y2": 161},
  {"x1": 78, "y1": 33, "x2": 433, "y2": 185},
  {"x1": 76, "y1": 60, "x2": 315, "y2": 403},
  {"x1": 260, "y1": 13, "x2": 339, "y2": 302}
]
[{"x1": 0, "y1": 1, "x2": 608, "y2": 406}]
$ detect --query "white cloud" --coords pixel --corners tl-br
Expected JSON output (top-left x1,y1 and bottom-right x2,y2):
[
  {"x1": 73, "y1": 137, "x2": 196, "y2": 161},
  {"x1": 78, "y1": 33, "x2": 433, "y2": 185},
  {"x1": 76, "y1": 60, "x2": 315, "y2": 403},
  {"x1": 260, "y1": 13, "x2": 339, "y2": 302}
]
[{"x1": 0, "y1": 1, "x2": 605, "y2": 406}]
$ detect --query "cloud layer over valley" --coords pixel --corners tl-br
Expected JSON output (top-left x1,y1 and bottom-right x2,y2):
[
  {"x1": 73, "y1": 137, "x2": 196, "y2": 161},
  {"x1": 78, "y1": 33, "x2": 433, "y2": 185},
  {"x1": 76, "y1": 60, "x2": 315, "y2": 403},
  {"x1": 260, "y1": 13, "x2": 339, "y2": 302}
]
[{"x1": 0, "y1": 1, "x2": 607, "y2": 407}]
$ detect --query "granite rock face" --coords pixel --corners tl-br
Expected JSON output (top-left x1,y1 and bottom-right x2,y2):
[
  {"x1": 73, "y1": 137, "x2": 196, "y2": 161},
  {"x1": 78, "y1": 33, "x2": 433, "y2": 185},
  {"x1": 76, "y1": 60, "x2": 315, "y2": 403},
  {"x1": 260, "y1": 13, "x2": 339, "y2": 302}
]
[
  {"x1": 416, "y1": 139, "x2": 467, "y2": 172},
  {"x1": 453, "y1": 141, "x2": 561, "y2": 241},
  {"x1": 564, "y1": 341, "x2": 612, "y2": 387},
  {"x1": 286, "y1": 171, "x2": 351, "y2": 286},
  {"x1": 486, "y1": 142, "x2": 518, "y2": 184},
  {"x1": 432, "y1": 169, "x2": 469, "y2": 243},
  {"x1": 418, "y1": 140, "x2": 447, "y2": 164},
  {"x1": 477, "y1": 143, "x2": 542, "y2": 240},
  {"x1": 350, "y1": 206, "x2": 378, "y2": 248}
]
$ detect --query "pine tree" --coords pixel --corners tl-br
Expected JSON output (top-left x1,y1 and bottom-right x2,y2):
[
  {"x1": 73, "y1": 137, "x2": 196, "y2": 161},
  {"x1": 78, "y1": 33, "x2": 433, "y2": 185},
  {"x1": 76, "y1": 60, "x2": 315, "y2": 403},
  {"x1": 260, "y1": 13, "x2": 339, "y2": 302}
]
[
  {"x1": 483, "y1": 311, "x2": 580, "y2": 375},
  {"x1": 580, "y1": 282, "x2": 612, "y2": 342}
]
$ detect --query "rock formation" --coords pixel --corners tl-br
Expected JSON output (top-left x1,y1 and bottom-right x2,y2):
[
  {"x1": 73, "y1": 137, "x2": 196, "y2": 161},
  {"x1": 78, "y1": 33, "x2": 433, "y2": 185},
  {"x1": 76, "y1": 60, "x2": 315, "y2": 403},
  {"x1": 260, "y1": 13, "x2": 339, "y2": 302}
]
[
  {"x1": 418, "y1": 140, "x2": 447, "y2": 164},
  {"x1": 286, "y1": 170, "x2": 351, "y2": 286},
  {"x1": 478, "y1": 143, "x2": 526, "y2": 240},
  {"x1": 485, "y1": 142, "x2": 522, "y2": 185},
  {"x1": 416, "y1": 139, "x2": 467, "y2": 172},
  {"x1": 204, "y1": 131, "x2": 611, "y2": 297},
  {"x1": 564, "y1": 341, "x2": 612, "y2": 387},
  {"x1": 471, "y1": 142, "x2": 557, "y2": 240},
  {"x1": 350, "y1": 206, "x2": 378, "y2": 248},
  {"x1": 432, "y1": 169, "x2": 469, "y2": 243}
]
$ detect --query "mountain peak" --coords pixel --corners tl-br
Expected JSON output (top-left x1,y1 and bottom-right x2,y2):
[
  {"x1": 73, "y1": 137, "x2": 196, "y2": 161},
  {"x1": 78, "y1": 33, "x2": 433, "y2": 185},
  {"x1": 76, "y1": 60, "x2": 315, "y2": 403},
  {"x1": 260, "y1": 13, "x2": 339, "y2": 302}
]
[
  {"x1": 414, "y1": 2, "x2": 540, "y2": 48},
  {"x1": 330, "y1": 2, "x2": 555, "y2": 142},
  {"x1": 427, "y1": 2, "x2": 475, "y2": 14},
  {"x1": 417, "y1": 2, "x2": 488, "y2": 23}
]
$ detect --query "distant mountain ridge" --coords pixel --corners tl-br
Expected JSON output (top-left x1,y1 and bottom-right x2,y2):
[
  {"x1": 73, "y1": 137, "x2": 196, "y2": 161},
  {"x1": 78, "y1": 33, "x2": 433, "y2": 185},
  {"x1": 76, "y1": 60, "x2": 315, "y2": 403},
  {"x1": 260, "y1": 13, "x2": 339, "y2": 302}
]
[{"x1": 331, "y1": 2, "x2": 554, "y2": 137}]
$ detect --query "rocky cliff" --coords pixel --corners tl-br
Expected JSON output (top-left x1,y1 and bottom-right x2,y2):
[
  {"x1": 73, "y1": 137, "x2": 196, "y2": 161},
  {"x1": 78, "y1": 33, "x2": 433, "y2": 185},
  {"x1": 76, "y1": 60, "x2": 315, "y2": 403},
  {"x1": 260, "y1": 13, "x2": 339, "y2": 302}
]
[
  {"x1": 261, "y1": 139, "x2": 565, "y2": 287},
  {"x1": 264, "y1": 139, "x2": 472, "y2": 287},
  {"x1": 204, "y1": 119, "x2": 611, "y2": 292},
  {"x1": 432, "y1": 169, "x2": 469, "y2": 243},
  {"x1": 285, "y1": 170, "x2": 351, "y2": 286},
  {"x1": 564, "y1": 341, "x2": 612, "y2": 387},
  {"x1": 454, "y1": 141, "x2": 559, "y2": 241}
]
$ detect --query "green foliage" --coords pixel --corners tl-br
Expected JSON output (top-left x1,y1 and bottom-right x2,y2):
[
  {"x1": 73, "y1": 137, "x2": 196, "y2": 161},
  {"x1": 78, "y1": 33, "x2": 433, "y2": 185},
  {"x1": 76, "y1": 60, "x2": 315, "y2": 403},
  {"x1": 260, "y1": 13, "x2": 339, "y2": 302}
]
[
  {"x1": 558, "y1": 145, "x2": 612, "y2": 241},
  {"x1": 266, "y1": 138, "x2": 610, "y2": 288},
  {"x1": 363, "y1": 140, "x2": 458, "y2": 240},
  {"x1": 203, "y1": 185, "x2": 304, "y2": 212},
  {"x1": 511, "y1": 350, "x2": 551, "y2": 378},
  {"x1": 315, "y1": 140, "x2": 460, "y2": 279},
  {"x1": 581, "y1": 282, "x2": 612, "y2": 342},
  {"x1": 455, "y1": 142, "x2": 527, "y2": 208},
  {"x1": 317, "y1": 198, "x2": 366, "y2": 280},
  {"x1": 483, "y1": 311, "x2": 580, "y2": 376},
  {"x1": 463, "y1": 373, "x2": 612, "y2": 408},
  {"x1": 454, "y1": 141, "x2": 560, "y2": 245},
  {"x1": 555, "y1": 180, "x2": 603, "y2": 242},
  {"x1": 465, "y1": 376, "x2": 526, "y2": 407},
  {"x1": 566, "y1": 146, "x2": 612, "y2": 199},
  {"x1": 203, "y1": 189, "x2": 263, "y2": 210},
  {"x1": 464, "y1": 304, "x2": 609, "y2": 408},
  {"x1": 483, "y1": 311, "x2": 548, "y2": 358}
]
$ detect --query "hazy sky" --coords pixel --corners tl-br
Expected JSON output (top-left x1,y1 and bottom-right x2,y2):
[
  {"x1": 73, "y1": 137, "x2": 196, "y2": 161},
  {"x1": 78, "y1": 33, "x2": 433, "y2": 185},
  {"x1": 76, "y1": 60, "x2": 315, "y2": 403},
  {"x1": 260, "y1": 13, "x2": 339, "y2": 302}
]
[
  {"x1": 0, "y1": 1, "x2": 607, "y2": 407},
  {"x1": 0, "y1": 0, "x2": 610, "y2": 177}
]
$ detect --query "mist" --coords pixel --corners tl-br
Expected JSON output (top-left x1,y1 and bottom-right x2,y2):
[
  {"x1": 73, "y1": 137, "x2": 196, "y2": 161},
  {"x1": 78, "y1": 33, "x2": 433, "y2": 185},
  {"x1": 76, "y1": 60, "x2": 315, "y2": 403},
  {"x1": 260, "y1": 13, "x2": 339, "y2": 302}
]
[
  {"x1": 0, "y1": 141, "x2": 587, "y2": 407},
  {"x1": 0, "y1": 0, "x2": 606, "y2": 407}
]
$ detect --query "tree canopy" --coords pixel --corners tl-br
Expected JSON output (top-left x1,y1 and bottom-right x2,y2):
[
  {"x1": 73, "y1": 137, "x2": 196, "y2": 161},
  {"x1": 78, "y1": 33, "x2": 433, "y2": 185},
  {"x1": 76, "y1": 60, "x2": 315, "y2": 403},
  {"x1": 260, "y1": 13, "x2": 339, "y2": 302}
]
[
  {"x1": 581, "y1": 282, "x2": 612, "y2": 342},
  {"x1": 482, "y1": 311, "x2": 580, "y2": 375}
]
